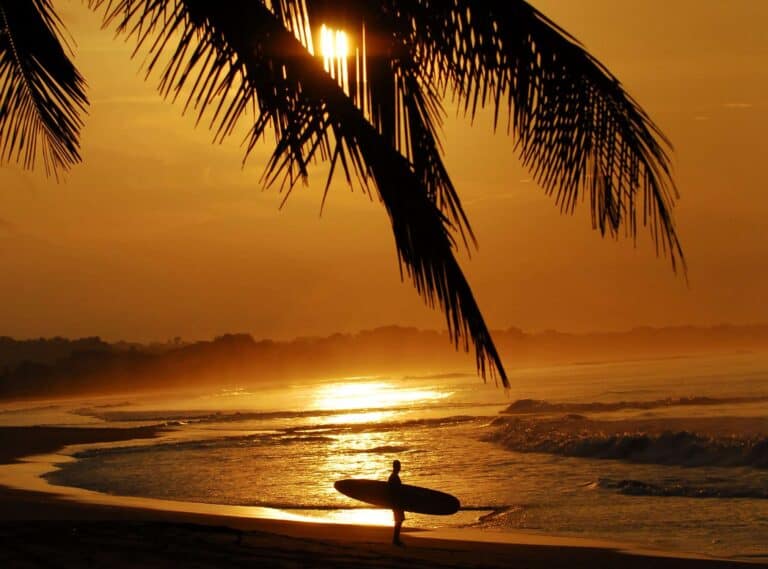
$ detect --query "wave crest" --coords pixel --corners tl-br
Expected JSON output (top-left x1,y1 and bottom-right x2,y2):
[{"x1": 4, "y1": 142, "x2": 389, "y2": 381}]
[
  {"x1": 502, "y1": 395, "x2": 768, "y2": 415},
  {"x1": 487, "y1": 415, "x2": 768, "y2": 468},
  {"x1": 592, "y1": 477, "x2": 768, "y2": 499}
]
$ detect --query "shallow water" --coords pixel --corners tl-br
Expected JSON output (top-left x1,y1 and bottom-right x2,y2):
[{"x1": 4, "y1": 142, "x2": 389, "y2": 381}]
[{"x1": 6, "y1": 352, "x2": 768, "y2": 559}]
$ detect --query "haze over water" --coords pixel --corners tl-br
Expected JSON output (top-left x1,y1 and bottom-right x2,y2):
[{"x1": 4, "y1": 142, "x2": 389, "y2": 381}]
[{"x1": 5, "y1": 352, "x2": 766, "y2": 560}]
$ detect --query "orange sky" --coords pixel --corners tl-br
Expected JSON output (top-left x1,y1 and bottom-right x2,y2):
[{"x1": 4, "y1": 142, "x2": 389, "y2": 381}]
[{"x1": 1, "y1": 1, "x2": 767, "y2": 342}]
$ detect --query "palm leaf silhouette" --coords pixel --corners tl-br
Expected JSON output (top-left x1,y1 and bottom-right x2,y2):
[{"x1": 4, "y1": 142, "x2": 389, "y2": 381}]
[
  {"x1": 0, "y1": 0, "x2": 88, "y2": 178},
  {"x1": 267, "y1": 0, "x2": 684, "y2": 270},
  {"x1": 91, "y1": 0, "x2": 506, "y2": 383},
  {"x1": 3, "y1": 0, "x2": 688, "y2": 385},
  {"x1": 423, "y1": 1, "x2": 684, "y2": 268}
]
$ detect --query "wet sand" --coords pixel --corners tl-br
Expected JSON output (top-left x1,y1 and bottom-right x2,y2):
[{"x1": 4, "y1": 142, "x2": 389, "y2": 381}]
[
  {"x1": 0, "y1": 425, "x2": 164, "y2": 464},
  {"x1": 0, "y1": 426, "x2": 761, "y2": 568}
]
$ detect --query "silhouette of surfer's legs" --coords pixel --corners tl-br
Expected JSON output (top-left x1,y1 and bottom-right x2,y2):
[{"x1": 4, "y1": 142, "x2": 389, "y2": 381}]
[
  {"x1": 392, "y1": 509, "x2": 405, "y2": 546},
  {"x1": 388, "y1": 459, "x2": 405, "y2": 545}
]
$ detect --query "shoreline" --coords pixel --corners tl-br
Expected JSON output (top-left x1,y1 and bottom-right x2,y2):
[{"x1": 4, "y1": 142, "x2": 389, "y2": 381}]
[
  {"x1": 0, "y1": 425, "x2": 166, "y2": 464},
  {"x1": 0, "y1": 426, "x2": 762, "y2": 568}
]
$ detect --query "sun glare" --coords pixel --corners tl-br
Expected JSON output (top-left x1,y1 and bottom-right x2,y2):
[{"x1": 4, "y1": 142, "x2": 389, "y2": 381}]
[
  {"x1": 320, "y1": 24, "x2": 349, "y2": 59},
  {"x1": 319, "y1": 24, "x2": 350, "y2": 93},
  {"x1": 312, "y1": 381, "x2": 449, "y2": 413}
]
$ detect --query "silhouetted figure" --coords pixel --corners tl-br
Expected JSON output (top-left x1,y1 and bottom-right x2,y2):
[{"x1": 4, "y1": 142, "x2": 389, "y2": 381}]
[{"x1": 388, "y1": 459, "x2": 405, "y2": 546}]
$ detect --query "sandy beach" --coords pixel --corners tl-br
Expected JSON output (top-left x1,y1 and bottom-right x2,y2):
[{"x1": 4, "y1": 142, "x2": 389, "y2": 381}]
[{"x1": 0, "y1": 426, "x2": 762, "y2": 568}]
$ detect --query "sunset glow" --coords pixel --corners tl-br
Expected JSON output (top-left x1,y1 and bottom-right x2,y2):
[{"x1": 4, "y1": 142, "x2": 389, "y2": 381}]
[
  {"x1": 0, "y1": 2, "x2": 766, "y2": 343},
  {"x1": 2, "y1": 0, "x2": 768, "y2": 564}
]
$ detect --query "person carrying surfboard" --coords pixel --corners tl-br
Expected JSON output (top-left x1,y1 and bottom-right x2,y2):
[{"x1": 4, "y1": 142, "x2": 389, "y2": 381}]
[
  {"x1": 334, "y1": 464, "x2": 459, "y2": 545},
  {"x1": 388, "y1": 459, "x2": 405, "y2": 546}
]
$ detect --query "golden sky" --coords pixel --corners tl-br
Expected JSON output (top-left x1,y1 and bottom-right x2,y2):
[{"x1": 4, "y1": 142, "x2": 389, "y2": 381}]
[{"x1": 1, "y1": 0, "x2": 767, "y2": 342}]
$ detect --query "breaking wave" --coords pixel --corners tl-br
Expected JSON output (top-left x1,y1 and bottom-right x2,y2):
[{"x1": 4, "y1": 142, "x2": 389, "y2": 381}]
[
  {"x1": 590, "y1": 478, "x2": 768, "y2": 499},
  {"x1": 487, "y1": 414, "x2": 768, "y2": 468},
  {"x1": 502, "y1": 395, "x2": 768, "y2": 415}
]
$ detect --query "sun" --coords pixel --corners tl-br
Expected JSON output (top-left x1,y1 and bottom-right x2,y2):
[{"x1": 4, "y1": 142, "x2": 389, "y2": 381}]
[
  {"x1": 319, "y1": 24, "x2": 350, "y2": 93},
  {"x1": 320, "y1": 24, "x2": 349, "y2": 59}
]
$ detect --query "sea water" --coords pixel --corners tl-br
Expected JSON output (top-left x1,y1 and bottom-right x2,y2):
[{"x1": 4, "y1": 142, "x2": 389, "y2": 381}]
[{"x1": 3, "y1": 352, "x2": 767, "y2": 560}]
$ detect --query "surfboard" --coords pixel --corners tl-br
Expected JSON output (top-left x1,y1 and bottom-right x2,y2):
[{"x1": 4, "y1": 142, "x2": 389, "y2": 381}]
[{"x1": 334, "y1": 479, "x2": 460, "y2": 515}]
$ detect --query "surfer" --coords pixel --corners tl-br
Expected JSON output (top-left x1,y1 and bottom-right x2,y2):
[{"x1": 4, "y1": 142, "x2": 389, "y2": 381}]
[
  {"x1": 388, "y1": 459, "x2": 405, "y2": 546},
  {"x1": 334, "y1": 468, "x2": 459, "y2": 546}
]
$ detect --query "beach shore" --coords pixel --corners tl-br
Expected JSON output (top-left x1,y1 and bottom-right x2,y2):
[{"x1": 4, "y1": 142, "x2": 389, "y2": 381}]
[{"x1": 0, "y1": 426, "x2": 760, "y2": 568}]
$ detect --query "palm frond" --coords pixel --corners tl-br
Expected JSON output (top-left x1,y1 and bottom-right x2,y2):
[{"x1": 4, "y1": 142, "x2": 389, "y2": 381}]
[
  {"x1": 91, "y1": 0, "x2": 508, "y2": 384},
  {"x1": 403, "y1": 0, "x2": 685, "y2": 271},
  {"x1": 0, "y1": 0, "x2": 88, "y2": 177},
  {"x1": 270, "y1": 1, "x2": 476, "y2": 248},
  {"x1": 276, "y1": 0, "x2": 684, "y2": 268}
]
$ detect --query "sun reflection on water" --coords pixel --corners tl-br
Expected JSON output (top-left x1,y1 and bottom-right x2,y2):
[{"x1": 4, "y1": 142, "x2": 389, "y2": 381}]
[
  {"x1": 308, "y1": 508, "x2": 394, "y2": 527},
  {"x1": 312, "y1": 381, "x2": 450, "y2": 412},
  {"x1": 321, "y1": 410, "x2": 394, "y2": 425},
  {"x1": 308, "y1": 380, "x2": 453, "y2": 513}
]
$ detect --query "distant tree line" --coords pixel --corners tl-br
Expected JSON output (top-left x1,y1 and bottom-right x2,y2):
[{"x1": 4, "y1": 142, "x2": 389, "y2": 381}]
[{"x1": 1, "y1": 325, "x2": 767, "y2": 401}]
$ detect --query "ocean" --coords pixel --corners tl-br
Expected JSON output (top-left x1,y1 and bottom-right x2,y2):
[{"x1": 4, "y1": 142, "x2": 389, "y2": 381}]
[{"x1": 2, "y1": 352, "x2": 767, "y2": 560}]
